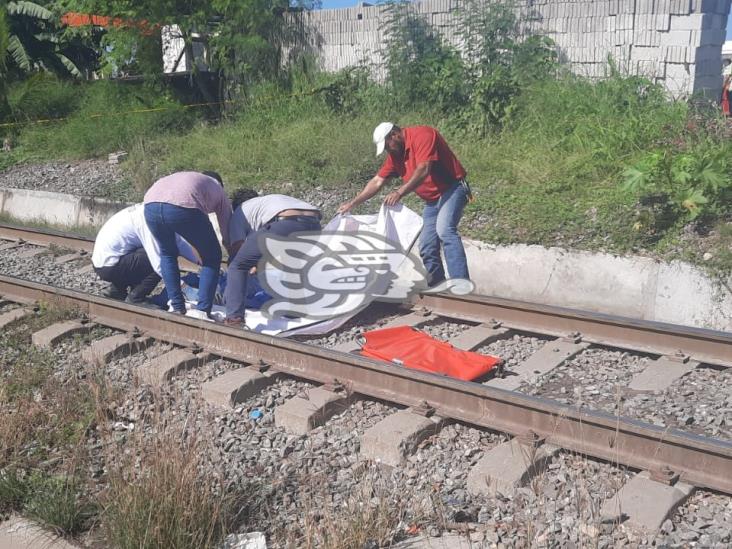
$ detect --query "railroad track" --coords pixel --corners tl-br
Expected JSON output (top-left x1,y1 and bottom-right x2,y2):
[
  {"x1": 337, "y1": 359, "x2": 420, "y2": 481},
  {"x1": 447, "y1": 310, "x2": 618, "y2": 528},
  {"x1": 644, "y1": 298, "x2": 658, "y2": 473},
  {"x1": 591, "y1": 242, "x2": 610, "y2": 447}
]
[{"x1": 1, "y1": 222, "x2": 731, "y2": 537}]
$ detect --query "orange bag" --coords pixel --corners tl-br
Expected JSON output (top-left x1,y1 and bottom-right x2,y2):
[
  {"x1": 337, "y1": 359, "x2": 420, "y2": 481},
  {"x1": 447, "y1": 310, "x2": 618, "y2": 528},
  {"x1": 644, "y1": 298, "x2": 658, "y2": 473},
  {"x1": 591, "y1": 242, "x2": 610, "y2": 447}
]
[{"x1": 359, "y1": 326, "x2": 501, "y2": 381}]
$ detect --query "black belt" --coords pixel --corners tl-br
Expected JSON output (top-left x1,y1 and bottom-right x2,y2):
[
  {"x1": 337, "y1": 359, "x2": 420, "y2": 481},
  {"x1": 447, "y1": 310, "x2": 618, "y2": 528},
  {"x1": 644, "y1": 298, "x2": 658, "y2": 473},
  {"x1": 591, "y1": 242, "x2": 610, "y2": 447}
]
[{"x1": 270, "y1": 214, "x2": 322, "y2": 224}]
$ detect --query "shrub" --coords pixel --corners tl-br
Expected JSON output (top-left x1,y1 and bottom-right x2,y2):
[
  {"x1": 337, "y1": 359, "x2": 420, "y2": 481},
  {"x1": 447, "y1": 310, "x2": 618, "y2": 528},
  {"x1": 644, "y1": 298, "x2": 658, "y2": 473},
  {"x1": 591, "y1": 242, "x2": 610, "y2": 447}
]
[
  {"x1": 23, "y1": 472, "x2": 96, "y2": 537},
  {"x1": 382, "y1": 0, "x2": 557, "y2": 133},
  {"x1": 102, "y1": 429, "x2": 246, "y2": 549},
  {"x1": 383, "y1": 3, "x2": 467, "y2": 114},
  {"x1": 623, "y1": 143, "x2": 732, "y2": 230},
  {"x1": 7, "y1": 74, "x2": 82, "y2": 122}
]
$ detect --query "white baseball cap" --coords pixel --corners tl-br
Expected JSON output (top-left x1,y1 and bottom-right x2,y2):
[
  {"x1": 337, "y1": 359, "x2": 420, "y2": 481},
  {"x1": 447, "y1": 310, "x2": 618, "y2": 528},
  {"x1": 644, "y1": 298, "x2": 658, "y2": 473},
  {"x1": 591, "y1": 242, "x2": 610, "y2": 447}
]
[{"x1": 373, "y1": 122, "x2": 394, "y2": 156}]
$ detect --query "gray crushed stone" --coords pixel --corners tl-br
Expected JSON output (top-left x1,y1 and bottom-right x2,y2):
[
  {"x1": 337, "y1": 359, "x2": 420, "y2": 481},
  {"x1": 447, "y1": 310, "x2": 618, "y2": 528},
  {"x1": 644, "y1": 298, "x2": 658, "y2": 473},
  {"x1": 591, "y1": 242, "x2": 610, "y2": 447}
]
[
  {"x1": 416, "y1": 318, "x2": 473, "y2": 341},
  {"x1": 77, "y1": 343, "x2": 732, "y2": 548},
  {"x1": 0, "y1": 241, "x2": 106, "y2": 296},
  {"x1": 476, "y1": 332, "x2": 552, "y2": 375},
  {"x1": 292, "y1": 302, "x2": 403, "y2": 349},
  {"x1": 1, "y1": 302, "x2": 730, "y2": 547},
  {"x1": 524, "y1": 347, "x2": 731, "y2": 441},
  {"x1": 0, "y1": 160, "x2": 134, "y2": 201}
]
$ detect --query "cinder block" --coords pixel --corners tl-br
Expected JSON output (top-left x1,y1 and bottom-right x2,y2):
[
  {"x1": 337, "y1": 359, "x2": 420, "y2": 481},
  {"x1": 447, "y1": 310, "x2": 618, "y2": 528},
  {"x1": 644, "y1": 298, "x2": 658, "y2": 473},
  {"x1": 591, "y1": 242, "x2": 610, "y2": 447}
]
[
  {"x1": 670, "y1": 13, "x2": 707, "y2": 30},
  {"x1": 32, "y1": 320, "x2": 90, "y2": 349},
  {"x1": 467, "y1": 439, "x2": 560, "y2": 497},
  {"x1": 601, "y1": 472, "x2": 694, "y2": 531},
  {"x1": 81, "y1": 334, "x2": 153, "y2": 364},
  {"x1": 139, "y1": 349, "x2": 212, "y2": 386},
  {"x1": 202, "y1": 367, "x2": 278, "y2": 408},
  {"x1": 275, "y1": 387, "x2": 351, "y2": 434},
  {"x1": 361, "y1": 410, "x2": 444, "y2": 466}
]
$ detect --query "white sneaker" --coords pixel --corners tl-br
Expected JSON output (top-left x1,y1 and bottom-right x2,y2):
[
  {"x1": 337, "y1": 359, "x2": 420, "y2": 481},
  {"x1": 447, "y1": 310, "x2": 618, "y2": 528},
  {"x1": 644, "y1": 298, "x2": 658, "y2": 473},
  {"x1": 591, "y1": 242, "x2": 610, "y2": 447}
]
[{"x1": 186, "y1": 309, "x2": 214, "y2": 322}]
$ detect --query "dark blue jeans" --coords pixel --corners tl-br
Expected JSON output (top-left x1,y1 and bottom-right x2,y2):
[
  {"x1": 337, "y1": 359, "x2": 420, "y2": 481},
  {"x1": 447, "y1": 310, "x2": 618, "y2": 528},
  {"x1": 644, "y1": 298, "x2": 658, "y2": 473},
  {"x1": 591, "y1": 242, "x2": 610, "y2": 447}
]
[
  {"x1": 144, "y1": 203, "x2": 222, "y2": 313},
  {"x1": 420, "y1": 182, "x2": 469, "y2": 285},
  {"x1": 225, "y1": 217, "x2": 320, "y2": 319}
]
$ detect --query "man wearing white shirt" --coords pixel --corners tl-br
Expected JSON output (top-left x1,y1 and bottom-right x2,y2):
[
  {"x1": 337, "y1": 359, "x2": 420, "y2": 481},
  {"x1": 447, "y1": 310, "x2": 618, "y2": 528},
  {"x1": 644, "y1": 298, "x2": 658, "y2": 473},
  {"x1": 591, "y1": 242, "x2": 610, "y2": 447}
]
[{"x1": 92, "y1": 203, "x2": 198, "y2": 304}]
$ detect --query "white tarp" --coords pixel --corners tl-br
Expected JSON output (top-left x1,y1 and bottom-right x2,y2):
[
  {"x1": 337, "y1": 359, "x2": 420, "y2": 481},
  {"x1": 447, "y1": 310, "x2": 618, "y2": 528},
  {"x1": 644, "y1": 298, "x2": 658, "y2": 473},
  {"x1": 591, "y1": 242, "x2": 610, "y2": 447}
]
[{"x1": 192, "y1": 203, "x2": 423, "y2": 335}]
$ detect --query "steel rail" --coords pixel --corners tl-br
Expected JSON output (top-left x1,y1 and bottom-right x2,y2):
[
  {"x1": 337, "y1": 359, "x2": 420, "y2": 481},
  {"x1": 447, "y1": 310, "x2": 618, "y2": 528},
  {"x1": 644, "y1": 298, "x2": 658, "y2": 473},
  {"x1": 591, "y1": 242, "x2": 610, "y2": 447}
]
[
  {"x1": 1, "y1": 274, "x2": 730, "y2": 494},
  {"x1": 416, "y1": 294, "x2": 732, "y2": 367},
  {"x1": 3, "y1": 222, "x2": 730, "y2": 367},
  {"x1": 0, "y1": 222, "x2": 94, "y2": 252}
]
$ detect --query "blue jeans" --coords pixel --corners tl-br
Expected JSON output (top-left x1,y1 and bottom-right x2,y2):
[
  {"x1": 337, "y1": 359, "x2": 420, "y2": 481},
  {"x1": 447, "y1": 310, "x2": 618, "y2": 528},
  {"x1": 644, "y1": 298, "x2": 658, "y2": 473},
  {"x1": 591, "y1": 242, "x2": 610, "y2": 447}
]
[
  {"x1": 225, "y1": 217, "x2": 321, "y2": 319},
  {"x1": 419, "y1": 182, "x2": 469, "y2": 284},
  {"x1": 144, "y1": 203, "x2": 222, "y2": 313}
]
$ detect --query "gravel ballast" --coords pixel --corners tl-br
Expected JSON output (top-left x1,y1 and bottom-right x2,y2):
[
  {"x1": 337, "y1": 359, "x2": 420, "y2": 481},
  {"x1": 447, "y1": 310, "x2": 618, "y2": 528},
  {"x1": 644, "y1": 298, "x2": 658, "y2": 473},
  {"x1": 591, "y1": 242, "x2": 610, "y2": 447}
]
[
  {"x1": 1, "y1": 236, "x2": 731, "y2": 546},
  {"x1": 0, "y1": 160, "x2": 134, "y2": 201},
  {"x1": 4, "y1": 315, "x2": 730, "y2": 548}
]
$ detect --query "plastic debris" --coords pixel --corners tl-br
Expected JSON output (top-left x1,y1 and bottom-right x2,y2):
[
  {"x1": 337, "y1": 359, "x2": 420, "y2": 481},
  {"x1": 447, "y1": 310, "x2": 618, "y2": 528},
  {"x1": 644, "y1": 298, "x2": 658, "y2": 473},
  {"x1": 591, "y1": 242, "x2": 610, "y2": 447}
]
[{"x1": 249, "y1": 409, "x2": 263, "y2": 420}]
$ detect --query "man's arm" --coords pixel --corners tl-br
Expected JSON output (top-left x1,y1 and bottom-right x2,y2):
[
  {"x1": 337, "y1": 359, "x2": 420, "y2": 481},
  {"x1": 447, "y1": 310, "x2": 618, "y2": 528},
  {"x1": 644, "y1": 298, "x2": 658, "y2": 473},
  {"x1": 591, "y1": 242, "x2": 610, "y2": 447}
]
[
  {"x1": 337, "y1": 175, "x2": 388, "y2": 214},
  {"x1": 383, "y1": 162, "x2": 431, "y2": 206}
]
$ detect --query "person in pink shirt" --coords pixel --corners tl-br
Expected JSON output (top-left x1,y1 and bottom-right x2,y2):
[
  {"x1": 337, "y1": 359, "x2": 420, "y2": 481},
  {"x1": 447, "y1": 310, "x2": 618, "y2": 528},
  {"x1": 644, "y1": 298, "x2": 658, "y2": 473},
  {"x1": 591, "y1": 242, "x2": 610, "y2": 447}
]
[{"x1": 143, "y1": 171, "x2": 231, "y2": 317}]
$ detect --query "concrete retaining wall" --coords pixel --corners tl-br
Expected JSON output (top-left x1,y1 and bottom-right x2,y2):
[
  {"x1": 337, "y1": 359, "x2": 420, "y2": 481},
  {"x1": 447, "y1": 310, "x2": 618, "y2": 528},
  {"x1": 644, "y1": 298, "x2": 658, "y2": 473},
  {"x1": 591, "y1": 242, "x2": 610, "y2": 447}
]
[
  {"x1": 464, "y1": 239, "x2": 732, "y2": 331},
  {"x1": 0, "y1": 188, "x2": 127, "y2": 228},
  {"x1": 0, "y1": 187, "x2": 729, "y2": 331},
  {"x1": 302, "y1": 0, "x2": 731, "y2": 97}
]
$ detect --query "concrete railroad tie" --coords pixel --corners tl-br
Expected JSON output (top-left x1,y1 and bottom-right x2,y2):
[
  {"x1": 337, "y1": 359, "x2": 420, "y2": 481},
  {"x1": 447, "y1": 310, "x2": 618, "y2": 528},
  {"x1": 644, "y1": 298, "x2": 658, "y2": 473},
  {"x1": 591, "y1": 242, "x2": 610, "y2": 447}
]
[
  {"x1": 600, "y1": 471, "x2": 694, "y2": 532},
  {"x1": 275, "y1": 386, "x2": 351, "y2": 435},
  {"x1": 202, "y1": 367, "x2": 279, "y2": 408},
  {"x1": 82, "y1": 333, "x2": 153, "y2": 364},
  {"x1": 138, "y1": 348, "x2": 213, "y2": 386},
  {"x1": 32, "y1": 320, "x2": 90, "y2": 349},
  {"x1": 0, "y1": 308, "x2": 33, "y2": 330},
  {"x1": 361, "y1": 409, "x2": 445, "y2": 467},
  {"x1": 467, "y1": 438, "x2": 560, "y2": 498}
]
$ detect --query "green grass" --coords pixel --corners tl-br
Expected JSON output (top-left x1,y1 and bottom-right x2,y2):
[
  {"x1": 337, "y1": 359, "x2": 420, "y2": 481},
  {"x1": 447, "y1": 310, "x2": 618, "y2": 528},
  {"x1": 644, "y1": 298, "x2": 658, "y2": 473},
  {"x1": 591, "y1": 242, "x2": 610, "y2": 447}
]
[
  {"x1": 2, "y1": 72, "x2": 730, "y2": 273},
  {"x1": 4, "y1": 78, "x2": 197, "y2": 163}
]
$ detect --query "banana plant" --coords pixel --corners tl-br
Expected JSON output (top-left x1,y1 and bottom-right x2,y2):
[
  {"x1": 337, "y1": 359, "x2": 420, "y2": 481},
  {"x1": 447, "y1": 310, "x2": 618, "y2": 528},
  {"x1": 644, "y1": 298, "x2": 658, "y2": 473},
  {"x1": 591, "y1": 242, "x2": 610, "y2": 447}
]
[{"x1": 4, "y1": 1, "x2": 83, "y2": 77}]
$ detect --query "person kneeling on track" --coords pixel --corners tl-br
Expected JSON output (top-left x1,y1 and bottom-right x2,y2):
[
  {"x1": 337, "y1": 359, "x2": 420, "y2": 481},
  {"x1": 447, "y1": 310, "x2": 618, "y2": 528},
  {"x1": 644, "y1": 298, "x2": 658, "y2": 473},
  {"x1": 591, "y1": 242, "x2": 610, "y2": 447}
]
[
  {"x1": 223, "y1": 189, "x2": 322, "y2": 327},
  {"x1": 92, "y1": 203, "x2": 199, "y2": 305}
]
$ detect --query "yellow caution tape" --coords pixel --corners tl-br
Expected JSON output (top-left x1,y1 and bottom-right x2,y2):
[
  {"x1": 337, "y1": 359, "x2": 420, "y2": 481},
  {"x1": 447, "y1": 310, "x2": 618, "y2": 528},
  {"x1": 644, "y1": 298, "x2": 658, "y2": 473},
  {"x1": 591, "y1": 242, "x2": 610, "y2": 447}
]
[{"x1": 0, "y1": 87, "x2": 324, "y2": 129}]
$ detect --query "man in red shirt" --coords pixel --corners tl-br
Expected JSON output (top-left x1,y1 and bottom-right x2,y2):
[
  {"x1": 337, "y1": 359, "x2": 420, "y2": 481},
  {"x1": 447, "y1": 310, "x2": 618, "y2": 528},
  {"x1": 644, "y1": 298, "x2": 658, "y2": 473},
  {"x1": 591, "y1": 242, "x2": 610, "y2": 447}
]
[{"x1": 338, "y1": 123, "x2": 471, "y2": 286}]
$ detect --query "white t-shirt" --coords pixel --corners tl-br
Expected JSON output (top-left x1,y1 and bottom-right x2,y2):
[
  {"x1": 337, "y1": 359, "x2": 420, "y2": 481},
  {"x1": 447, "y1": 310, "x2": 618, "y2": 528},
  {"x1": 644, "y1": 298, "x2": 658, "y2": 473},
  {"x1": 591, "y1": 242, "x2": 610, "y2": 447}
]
[
  {"x1": 229, "y1": 195, "x2": 319, "y2": 243},
  {"x1": 92, "y1": 204, "x2": 198, "y2": 275}
]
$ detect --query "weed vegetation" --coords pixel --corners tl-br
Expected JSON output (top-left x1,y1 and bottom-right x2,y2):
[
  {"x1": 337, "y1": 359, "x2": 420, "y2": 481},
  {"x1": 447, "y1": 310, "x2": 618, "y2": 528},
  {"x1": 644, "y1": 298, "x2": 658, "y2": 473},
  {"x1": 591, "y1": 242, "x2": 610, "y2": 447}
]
[
  {"x1": 0, "y1": 307, "x2": 256, "y2": 546},
  {"x1": 1, "y1": 2, "x2": 730, "y2": 272}
]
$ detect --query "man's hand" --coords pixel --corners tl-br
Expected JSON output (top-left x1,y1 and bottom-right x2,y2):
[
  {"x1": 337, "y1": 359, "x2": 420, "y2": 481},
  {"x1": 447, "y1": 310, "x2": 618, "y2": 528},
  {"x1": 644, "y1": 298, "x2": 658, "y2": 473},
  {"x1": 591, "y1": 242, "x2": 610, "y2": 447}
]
[
  {"x1": 337, "y1": 201, "x2": 354, "y2": 215},
  {"x1": 383, "y1": 191, "x2": 402, "y2": 207}
]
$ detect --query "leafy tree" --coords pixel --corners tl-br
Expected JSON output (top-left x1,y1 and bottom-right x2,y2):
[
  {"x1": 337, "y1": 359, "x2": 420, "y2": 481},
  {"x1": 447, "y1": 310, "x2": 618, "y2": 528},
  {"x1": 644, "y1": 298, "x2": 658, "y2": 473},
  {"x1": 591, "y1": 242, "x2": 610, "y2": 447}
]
[
  {"x1": 382, "y1": 0, "x2": 556, "y2": 134},
  {"x1": 0, "y1": 6, "x2": 11, "y2": 118},
  {"x1": 382, "y1": 3, "x2": 467, "y2": 113},
  {"x1": 58, "y1": 0, "x2": 319, "y2": 100},
  {"x1": 4, "y1": 1, "x2": 87, "y2": 77}
]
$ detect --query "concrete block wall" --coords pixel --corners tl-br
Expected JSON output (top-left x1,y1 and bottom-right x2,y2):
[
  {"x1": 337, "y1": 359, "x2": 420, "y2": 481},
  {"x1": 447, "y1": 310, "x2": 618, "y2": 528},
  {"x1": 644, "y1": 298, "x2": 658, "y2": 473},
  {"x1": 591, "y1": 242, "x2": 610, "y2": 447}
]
[{"x1": 300, "y1": 0, "x2": 731, "y2": 97}]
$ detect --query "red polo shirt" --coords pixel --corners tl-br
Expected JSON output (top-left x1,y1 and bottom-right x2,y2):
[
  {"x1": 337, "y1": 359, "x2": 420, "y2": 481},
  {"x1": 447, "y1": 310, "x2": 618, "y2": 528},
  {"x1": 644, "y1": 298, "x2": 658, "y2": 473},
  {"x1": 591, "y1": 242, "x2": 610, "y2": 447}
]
[{"x1": 377, "y1": 126, "x2": 467, "y2": 201}]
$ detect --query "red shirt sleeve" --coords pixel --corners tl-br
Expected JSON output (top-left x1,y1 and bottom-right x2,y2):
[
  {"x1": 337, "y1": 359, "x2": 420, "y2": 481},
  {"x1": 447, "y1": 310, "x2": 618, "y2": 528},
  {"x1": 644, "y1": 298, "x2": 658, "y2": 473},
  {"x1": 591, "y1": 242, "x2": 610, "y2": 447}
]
[
  {"x1": 411, "y1": 127, "x2": 440, "y2": 164},
  {"x1": 377, "y1": 153, "x2": 400, "y2": 179}
]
